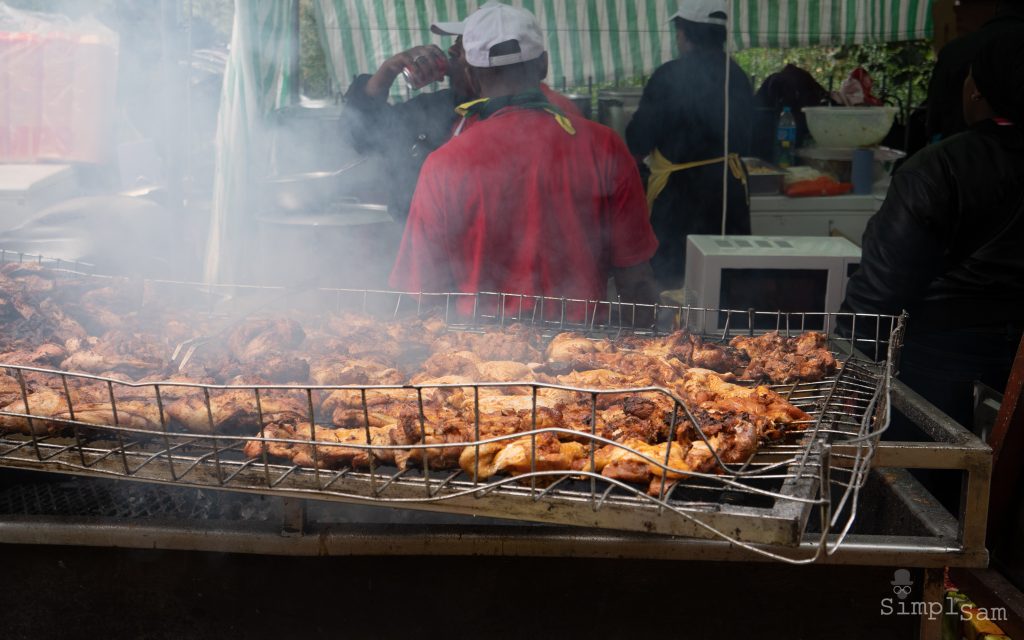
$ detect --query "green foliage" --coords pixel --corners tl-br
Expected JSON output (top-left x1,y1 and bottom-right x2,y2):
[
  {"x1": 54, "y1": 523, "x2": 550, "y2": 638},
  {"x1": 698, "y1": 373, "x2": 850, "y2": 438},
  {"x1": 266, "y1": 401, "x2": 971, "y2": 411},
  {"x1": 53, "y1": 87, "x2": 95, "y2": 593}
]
[
  {"x1": 299, "y1": 0, "x2": 331, "y2": 98},
  {"x1": 733, "y1": 41, "x2": 935, "y2": 109},
  {"x1": 571, "y1": 40, "x2": 935, "y2": 116},
  {"x1": 183, "y1": 0, "x2": 331, "y2": 99}
]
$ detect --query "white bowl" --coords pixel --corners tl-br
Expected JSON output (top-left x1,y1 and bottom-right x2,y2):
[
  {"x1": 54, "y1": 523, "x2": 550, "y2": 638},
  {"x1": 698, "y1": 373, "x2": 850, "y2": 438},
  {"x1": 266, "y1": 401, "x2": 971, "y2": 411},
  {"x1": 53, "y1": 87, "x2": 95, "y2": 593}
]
[{"x1": 803, "y1": 106, "x2": 897, "y2": 148}]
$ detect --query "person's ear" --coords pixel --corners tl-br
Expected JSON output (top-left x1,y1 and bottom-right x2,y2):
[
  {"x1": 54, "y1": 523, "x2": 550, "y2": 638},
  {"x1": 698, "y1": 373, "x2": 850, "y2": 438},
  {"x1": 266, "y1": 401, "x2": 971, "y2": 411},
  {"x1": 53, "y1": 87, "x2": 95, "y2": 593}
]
[{"x1": 538, "y1": 51, "x2": 549, "y2": 81}]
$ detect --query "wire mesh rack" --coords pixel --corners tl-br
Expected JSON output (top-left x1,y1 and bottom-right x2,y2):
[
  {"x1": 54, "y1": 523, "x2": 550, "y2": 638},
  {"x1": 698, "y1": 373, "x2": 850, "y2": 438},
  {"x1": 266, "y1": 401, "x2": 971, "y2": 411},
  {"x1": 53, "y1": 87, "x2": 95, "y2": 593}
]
[{"x1": 0, "y1": 275, "x2": 904, "y2": 564}]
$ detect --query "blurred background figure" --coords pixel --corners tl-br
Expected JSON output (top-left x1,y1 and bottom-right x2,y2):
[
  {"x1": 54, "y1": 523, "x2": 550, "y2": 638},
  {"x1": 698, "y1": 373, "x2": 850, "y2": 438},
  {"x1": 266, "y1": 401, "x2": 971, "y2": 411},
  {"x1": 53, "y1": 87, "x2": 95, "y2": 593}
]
[
  {"x1": 926, "y1": 0, "x2": 1024, "y2": 141},
  {"x1": 626, "y1": 0, "x2": 753, "y2": 291},
  {"x1": 844, "y1": 28, "x2": 1024, "y2": 427}
]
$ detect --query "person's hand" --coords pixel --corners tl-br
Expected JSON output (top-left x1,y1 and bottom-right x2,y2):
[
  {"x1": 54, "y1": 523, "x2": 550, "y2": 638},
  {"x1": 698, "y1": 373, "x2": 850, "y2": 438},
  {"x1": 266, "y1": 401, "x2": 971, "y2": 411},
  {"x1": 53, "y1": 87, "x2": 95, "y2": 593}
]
[{"x1": 365, "y1": 45, "x2": 447, "y2": 98}]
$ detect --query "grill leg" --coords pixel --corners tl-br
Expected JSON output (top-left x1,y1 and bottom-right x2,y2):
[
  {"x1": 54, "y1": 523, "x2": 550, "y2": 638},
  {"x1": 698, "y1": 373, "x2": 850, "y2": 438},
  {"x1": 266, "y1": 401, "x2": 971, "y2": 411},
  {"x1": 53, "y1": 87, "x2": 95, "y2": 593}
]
[{"x1": 281, "y1": 498, "x2": 306, "y2": 537}]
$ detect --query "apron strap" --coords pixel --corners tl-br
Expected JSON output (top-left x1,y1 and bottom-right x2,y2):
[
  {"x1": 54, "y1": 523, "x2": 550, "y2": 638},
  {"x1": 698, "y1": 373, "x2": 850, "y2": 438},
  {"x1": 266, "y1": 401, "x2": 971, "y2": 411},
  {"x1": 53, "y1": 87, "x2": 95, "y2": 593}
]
[{"x1": 645, "y1": 149, "x2": 749, "y2": 214}]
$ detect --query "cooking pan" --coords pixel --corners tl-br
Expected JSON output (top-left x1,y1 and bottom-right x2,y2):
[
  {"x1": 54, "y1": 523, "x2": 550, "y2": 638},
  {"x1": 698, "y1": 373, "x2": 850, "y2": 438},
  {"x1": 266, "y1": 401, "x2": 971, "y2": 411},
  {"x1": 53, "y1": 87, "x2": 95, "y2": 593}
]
[{"x1": 263, "y1": 157, "x2": 369, "y2": 212}]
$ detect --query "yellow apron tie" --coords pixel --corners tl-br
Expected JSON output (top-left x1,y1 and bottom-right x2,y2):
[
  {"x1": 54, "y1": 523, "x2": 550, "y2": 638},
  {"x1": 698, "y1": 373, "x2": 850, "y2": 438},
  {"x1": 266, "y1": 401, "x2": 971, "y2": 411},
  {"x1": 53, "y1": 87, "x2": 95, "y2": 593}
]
[{"x1": 645, "y1": 149, "x2": 748, "y2": 214}]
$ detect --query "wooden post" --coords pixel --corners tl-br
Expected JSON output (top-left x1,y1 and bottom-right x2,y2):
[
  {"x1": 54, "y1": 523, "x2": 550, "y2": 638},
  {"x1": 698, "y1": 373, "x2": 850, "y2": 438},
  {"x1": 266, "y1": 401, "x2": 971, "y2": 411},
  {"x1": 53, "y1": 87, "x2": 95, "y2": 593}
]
[{"x1": 986, "y1": 335, "x2": 1024, "y2": 550}]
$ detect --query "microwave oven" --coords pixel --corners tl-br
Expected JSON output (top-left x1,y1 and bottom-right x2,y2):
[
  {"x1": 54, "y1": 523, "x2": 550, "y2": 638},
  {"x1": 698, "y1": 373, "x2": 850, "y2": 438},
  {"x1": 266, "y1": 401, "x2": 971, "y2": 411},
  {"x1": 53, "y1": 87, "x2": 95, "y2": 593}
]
[{"x1": 682, "y1": 235, "x2": 861, "y2": 331}]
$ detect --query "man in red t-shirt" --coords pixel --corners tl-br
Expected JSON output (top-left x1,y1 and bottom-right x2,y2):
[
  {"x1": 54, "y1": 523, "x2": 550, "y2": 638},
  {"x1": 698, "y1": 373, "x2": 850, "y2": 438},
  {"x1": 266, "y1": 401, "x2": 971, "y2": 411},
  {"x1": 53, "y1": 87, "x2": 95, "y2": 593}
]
[{"x1": 389, "y1": 2, "x2": 658, "y2": 316}]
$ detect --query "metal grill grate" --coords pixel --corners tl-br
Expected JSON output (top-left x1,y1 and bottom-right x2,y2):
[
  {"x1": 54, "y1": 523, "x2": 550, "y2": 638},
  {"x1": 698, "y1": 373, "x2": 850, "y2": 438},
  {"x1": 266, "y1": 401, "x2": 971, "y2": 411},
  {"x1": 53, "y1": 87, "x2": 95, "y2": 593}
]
[{"x1": 0, "y1": 282, "x2": 903, "y2": 563}]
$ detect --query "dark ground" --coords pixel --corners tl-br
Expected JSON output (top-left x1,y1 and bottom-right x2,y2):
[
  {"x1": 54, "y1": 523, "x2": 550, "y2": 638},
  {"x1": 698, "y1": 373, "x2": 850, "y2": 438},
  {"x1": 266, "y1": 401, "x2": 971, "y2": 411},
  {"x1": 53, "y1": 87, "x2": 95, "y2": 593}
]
[{"x1": 0, "y1": 546, "x2": 919, "y2": 640}]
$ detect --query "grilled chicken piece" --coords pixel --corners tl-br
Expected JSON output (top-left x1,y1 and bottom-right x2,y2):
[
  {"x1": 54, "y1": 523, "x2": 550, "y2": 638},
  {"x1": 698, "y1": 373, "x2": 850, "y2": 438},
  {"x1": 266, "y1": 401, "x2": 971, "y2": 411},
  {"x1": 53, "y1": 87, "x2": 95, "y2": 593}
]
[
  {"x1": 554, "y1": 369, "x2": 660, "y2": 411},
  {"x1": 310, "y1": 358, "x2": 405, "y2": 386},
  {"x1": 166, "y1": 390, "x2": 307, "y2": 434},
  {"x1": 460, "y1": 393, "x2": 562, "y2": 416},
  {"x1": 0, "y1": 373, "x2": 25, "y2": 408},
  {"x1": 242, "y1": 421, "x2": 399, "y2": 468},
  {"x1": 0, "y1": 387, "x2": 77, "y2": 435},
  {"x1": 226, "y1": 317, "x2": 305, "y2": 362},
  {"x1": 459, "y1": 432, "x2": 588, "y2": 482},
  {"x1": 554, "y1": 351, "x2": 683, "y2": 386},
  {"x1": 320, "y1": 314, "x2": 408, "y2": 364},
  {"x1": 431, "y1": 327, "x2": 541, "y2": 362},
  {"x1": 61, "y1": 351, "x2": 161, "y2": 378},
  {"x1": 257, "y1": 352, "x2": 310, "y2": 384},
  {"x1": 0, "y1": 262, "x2": 58, "y2": 293},
  {"x1": 597, "y1": 404, "x2": 671, "y2": 444},
  {"x1": 390, "y1": 401, "x2": 566, "y2": 471},
  {"x1": 617, "y1": 330, "x2": 748, "y2": 376},
  {"x1": 52, "y1": 400, "x2": 167, "y2": 435},
  {"x1": 323, "y1": 388, "x2": 418, "y2": 429},
  {"x1": 413, "y1": 355, "x2": 537, "y2": 395},
  {"x1": 385, "y1": 313, "x2": 448, "y2": 344},
  {"x1": 677, "y1": 368, "x2": 811, "y2": 439},
  {"x1": 392, "y1": 410, "x2": 476, "y2": 470},
  {"x1": 729, "y1": 331, "x2": 837, "y2": 383},
  {"x1": 291, "y1": 423, "x2": 398, "y2": 468},
  {"x1": 414, "y1": 351, "x2": 482, "y2": 380},
  {"x1": 587, "y1": 438, "x2": 696, "y2": 486},
  {"x1": 544, "y1": 332, "x2": 613, "y2": 363},
  {"x1": 591, "y1": 411, "x2": 758, "y2": 495},
  {"x1": 59, "y1": 329, "x2": 170, "y2": 378},
  {"x1": 0, "y1": 342, "x2": 66, "y2": 368}
]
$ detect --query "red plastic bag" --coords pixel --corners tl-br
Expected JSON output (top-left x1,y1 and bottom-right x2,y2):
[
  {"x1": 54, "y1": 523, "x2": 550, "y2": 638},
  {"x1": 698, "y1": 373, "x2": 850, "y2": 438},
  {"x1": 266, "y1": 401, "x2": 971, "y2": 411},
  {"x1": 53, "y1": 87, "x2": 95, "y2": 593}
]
[{"x1": 831, "y1": 67, "x2": 883, "y2": 107}]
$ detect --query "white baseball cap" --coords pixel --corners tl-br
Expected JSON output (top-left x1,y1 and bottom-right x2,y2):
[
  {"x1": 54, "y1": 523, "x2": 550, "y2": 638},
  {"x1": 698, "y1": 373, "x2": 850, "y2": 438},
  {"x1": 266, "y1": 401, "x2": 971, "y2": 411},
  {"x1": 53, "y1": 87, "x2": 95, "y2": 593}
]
[
  {"x1": 670, "y1": 0, "x2": 728, "y2": 26},
  {"x1": 462, "y1": 2, "x2": 545, "y2": 68},
  {"x1": 430, "y1": 20, "x2": 464, "y2": 36},
  {"x1": 430, "y1": 1, "x2": 502, "y2": 37}
]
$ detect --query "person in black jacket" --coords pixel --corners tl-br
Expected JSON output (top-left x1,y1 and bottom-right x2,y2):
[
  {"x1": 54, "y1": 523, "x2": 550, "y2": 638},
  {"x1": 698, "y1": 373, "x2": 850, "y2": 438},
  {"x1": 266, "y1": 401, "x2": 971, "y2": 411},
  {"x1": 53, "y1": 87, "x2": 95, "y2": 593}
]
[
  {"x1": 343, "y1": 24, "x2": 477, "y2": 222},
  {"x1": 843, "y1": 29, "x2": 1024, "y2": 426},
  {"x1": 925, "y1": 1, "x2": 1024, "y2": 142},
  {"x1": 625, "y1": 0, "x2": 753, "y2": 290}
]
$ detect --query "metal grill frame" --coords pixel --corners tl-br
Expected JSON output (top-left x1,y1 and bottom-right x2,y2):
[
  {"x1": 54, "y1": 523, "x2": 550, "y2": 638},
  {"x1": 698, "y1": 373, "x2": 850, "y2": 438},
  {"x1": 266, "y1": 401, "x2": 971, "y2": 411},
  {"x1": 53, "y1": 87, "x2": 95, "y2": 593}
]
[{"x1": 0, "y1": 269, "x2": 910, "y2": 562}]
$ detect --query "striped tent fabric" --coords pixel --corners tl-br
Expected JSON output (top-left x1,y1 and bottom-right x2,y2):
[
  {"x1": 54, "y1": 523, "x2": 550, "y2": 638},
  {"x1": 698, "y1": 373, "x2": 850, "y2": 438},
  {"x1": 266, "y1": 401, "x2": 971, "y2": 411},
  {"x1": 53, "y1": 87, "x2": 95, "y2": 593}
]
[
  {"x1": 313, "y1": 0, "x2": 933, "y2": 94},
  {"x1": 205, "y1": 1, "x2": 299, "y2": 284},
  {"x1": 733, "y1": 0, "x2": 934, "y2": 49}
]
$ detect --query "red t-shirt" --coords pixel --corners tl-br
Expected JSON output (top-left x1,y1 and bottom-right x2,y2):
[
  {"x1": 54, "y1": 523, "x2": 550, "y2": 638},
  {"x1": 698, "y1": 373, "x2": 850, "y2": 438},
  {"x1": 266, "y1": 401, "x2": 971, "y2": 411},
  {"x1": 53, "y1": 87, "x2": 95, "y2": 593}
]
[{"x1": 390, "y1": 106, "x2": 657, "y2": 316}]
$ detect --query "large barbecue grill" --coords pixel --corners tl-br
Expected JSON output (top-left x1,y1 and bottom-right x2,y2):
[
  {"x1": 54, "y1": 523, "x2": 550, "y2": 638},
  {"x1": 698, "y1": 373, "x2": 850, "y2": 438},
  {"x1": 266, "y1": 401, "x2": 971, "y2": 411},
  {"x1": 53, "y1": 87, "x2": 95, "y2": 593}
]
[{"x1": 0, "y1": 253, "x2": 990, "y2": 569}]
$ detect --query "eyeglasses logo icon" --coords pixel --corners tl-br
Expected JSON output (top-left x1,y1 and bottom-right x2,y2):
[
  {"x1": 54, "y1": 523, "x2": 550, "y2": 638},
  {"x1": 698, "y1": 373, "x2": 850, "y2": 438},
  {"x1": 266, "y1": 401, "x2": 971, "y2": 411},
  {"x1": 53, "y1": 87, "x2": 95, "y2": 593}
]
[{"x1": 891, "y1": 569, "x2": 913, "y2": 600}]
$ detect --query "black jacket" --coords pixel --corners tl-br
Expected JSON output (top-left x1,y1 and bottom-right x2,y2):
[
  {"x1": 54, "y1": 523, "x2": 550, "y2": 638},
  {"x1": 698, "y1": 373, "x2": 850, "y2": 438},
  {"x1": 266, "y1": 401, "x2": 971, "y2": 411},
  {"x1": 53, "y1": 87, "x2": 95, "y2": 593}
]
[
  {"x1": 626, "y1": 50, "x2": 754, "y2": 287},
  {"x1": 344, "y1": 76, "x2": 462, "y2": 220},
  {"x1": 843, "y1": 120, "x2": 1024, "y2": 332}
]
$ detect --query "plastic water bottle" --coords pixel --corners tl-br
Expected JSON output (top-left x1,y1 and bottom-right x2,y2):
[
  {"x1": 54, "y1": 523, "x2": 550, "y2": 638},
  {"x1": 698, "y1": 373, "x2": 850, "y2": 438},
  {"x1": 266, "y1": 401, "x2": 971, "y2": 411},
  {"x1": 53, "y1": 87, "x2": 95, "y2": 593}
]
[{"x1": 775, "y1": 106, "x2": 797, "y2": 168}]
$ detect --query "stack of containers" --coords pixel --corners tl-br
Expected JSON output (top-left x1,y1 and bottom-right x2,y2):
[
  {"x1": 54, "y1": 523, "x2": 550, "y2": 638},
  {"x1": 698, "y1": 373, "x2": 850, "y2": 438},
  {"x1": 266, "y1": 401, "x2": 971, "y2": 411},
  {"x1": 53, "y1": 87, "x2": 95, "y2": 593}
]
[{"x1": 0, "y1": 7, "x2": 118, "y2": 164}]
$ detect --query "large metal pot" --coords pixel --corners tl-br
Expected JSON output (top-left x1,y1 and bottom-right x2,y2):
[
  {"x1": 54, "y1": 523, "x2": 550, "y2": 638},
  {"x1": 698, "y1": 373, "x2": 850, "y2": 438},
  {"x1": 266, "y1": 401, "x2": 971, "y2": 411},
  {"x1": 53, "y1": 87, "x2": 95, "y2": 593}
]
[
  {"x1": 563, "y1": 93, "x2": 592, "y2": 120},
  {"x1": 255, "y1": 202, "x2": 401, "y2": 289},
  {"x1": 262, "y1": 157, "x2": 372, "y2": 213},
  {"x1": 597, "y1": 88, "x2": 644, "y2": 139}
]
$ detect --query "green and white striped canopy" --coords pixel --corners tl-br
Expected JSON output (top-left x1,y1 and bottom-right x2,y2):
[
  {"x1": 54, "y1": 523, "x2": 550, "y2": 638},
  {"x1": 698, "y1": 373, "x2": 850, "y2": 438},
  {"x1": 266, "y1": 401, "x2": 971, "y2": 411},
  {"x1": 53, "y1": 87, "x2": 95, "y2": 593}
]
[
  {"x1": 314, "y1": 0, "x2": 933, "y2": 92},
  {"x1": 206, "y1": 1, "x2": 299, "y2": 284}
]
